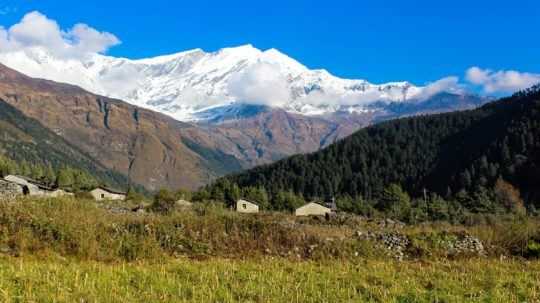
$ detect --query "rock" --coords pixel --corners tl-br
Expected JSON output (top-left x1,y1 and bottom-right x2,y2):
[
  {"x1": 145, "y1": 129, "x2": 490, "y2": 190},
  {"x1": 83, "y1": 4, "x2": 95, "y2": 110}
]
[{"x1": 355, "y1": 230, "x2": 409, "y2": 260}]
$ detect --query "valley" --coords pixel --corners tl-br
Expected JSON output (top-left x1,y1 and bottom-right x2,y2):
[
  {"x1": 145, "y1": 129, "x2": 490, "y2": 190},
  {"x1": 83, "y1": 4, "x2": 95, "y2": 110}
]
[{"x1": 0, "y1": 5, "x2": 537, "y2": 301}]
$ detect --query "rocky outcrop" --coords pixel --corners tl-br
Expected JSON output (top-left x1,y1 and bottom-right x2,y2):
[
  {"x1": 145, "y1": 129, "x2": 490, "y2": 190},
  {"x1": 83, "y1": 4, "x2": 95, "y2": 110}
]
[{"x1": 355, "y1": 230, "x2": 485, "y2": 260}]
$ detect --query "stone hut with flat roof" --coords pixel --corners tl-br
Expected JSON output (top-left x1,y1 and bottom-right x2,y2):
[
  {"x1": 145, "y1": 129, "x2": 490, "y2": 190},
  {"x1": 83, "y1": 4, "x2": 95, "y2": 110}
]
[
  {"x1": 236, "y1": 199, "x2": 259, "y2": 214},
  {"x1": 295, "y1": 202, "x2": 332, "y2": 217},
  {"x1": 89, "y1": 186, "x2": 126, "y2": 201}
]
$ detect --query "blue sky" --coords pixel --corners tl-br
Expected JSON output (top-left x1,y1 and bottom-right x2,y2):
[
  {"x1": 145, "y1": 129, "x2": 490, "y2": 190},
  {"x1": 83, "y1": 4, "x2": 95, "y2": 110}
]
[{"x1": 0, "y1": 0, "x2": 539, "y2": 88}]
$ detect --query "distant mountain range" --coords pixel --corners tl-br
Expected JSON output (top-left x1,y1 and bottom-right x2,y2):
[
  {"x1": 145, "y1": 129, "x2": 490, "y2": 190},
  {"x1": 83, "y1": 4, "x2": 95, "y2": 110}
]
[
  {"x1": 0, "y1": 45, "x2": 490, "y2": 191},
  {"x1": 0, "y1": 45, "x2": 487, "y2": 123}
]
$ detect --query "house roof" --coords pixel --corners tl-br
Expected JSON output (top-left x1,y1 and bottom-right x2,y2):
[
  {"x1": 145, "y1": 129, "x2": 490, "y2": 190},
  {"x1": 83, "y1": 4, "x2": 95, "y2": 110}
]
[
  {"x1": 297, "y1": 202, "x2": 331, "y2": 210},
  {"x1": 237, "y1": 198, "x2": 259, "y2": 206},
  {"x1": 3, "y1": 175, "x2": 55, "y2": 191},
  {"x1": 93, "y1": 186, "x2": 127, "y2": 195}
]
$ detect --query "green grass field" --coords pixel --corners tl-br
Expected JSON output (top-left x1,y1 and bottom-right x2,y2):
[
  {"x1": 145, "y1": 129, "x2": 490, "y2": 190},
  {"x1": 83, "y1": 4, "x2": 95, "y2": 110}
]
[
  {"x1": 0, "y1": 256, "x2": 538, "y2": 302},
  {"x1": 0, "y1": 197, "x2": 538, "y2": 302}
]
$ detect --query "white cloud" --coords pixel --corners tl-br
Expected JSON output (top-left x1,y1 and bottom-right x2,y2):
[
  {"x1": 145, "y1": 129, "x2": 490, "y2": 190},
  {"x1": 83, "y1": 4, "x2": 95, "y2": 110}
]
[
  {"x1": 466, "y1": 67, "x2": 540, "y2": 93},
  {"x1": 0, "y1": 11, "x2": 120, "y2": 59},
  {"x1": 227, "y1": 61, "x2": 291, "y2": 107},
  {"x1": 413, "y1": 76, "x2": 461, "y2": 101},
  {"x1": 227, "y1": 62, "x2": 463, "y2": 109}
]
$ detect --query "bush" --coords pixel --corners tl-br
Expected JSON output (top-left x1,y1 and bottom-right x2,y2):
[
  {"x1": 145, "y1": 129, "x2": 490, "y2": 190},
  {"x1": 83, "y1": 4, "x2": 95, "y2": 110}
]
[
  {"x1": 150, "y1": 189, "x2": 176, "y2": 213},
  {"x1": 526, "y1": 241, "x2": 540, "y2": 258},
  {"x1": 377, "y1": 184, "x2": 411, "y2": 220}
]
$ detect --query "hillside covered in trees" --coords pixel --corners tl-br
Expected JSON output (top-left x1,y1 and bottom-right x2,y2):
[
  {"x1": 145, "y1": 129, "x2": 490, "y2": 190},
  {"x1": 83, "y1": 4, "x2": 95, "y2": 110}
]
[
  {"x1": 0, "y1": 99, "x2": 131, "y2": 191},
  {"x1": 204, "y1": 86, "x2": 540, "y2": 219}
]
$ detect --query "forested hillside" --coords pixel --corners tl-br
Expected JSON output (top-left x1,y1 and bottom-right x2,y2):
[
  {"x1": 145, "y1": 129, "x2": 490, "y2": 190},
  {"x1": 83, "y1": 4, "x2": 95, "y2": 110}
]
[
  {"x1": 0, "y1": 99, "x2": 131, "y2": 190},
  {"x1": 208, "y1": 86, "x2": 540, "y2": 215}
]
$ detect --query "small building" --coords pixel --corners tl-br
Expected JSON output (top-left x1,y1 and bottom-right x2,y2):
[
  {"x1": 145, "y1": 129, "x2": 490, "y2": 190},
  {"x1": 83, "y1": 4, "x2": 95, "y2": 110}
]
[
  {"x1": 3, "y1": 175, "x2": 43, "y2": 196},
  {"x1": 90, "y1": 187, "x2": 126, "y2": 201},
  {"x1": 236, "y1": 199, "x2": 259, "y2": 213},
  {"x1": 3, "y1": 175, "x2": 75, "y2": 198},
  {"x1": 0, "y1": 179, "x2": 24, "y2": 201},
  {"x1": 176, "y1": 199, "x2": 193, "y2": 208},
  {"x1": 295, "y1": 202, "x2": 332, "y2": 217}
]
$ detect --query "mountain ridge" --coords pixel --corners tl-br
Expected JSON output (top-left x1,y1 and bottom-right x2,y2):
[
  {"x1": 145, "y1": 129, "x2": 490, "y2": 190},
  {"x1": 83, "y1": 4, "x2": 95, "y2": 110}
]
[
  {"x1": 218, "y1": 86, "x2": 540, "y2": 208},
  {"x1": 0, "y1": 45, "x2": 476, "y2": 123}
]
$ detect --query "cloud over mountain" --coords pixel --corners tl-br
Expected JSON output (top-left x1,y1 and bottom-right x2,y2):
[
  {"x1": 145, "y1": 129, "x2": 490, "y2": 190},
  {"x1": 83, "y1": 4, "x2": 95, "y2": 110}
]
[
  {"x1": 0, "y1": 11, "x2": 120, "y2": 58},
  {"x1": 466, "y1": 67, "x2": 540, "y2": 94},
  {"x1": 228, "y1": 62, "x2": 290, "y2": 107},
  {"x1": 0, "y1": 11, "x2": 526, "y2": 122}
]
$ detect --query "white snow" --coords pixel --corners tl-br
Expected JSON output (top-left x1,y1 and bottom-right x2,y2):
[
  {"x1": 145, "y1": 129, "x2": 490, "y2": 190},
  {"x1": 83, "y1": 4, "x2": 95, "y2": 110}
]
[{"x1": 0, "y1": 44, "x2": 453, "y2": 122}]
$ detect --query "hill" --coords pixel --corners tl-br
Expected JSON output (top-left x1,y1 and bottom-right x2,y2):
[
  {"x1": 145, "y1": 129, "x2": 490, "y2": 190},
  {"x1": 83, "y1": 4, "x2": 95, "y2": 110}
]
[
  {"x1": 218, "y1": 86, "x2": 540, "y2": 211},
  {"x1": 0, "y1": 63, "x2": 488, "y2": 190},
  {"x1": 0, "y1": 63, "x2": 245, "y2": 190},
  {"x1": 0, "y1": 98, "x2": 131, "y2": 189}
]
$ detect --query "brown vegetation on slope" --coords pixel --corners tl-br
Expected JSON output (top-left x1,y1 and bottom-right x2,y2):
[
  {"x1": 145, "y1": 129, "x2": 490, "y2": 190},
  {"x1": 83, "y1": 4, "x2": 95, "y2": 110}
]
[
  {"x1": 0, "y1": 63, "x2": 368, "y2": 189},
  {"x1": 0, "y1": 63, "x2": 209, "y2": 190}
]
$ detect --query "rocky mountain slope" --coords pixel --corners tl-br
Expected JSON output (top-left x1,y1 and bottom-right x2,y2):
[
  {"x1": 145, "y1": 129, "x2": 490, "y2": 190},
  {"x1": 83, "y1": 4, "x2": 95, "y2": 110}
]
[
  {"x1": 0, "y1": 63, "x2": 354, "y2": 189},
  {"x1": 0, "y1": 63, "x2": 226, "y2": 190},
  {"x1": 0, "y1": 97, "x2": 130, "y2": 188},
  {"x1": 0, "y1": 46, "x2": 488, "y2": 190}
]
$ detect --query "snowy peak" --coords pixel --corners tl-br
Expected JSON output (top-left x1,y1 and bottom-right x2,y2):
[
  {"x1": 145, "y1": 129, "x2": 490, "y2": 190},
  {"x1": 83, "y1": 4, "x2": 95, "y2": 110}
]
[{"x1": 0, "y1": 44, "x2": 463, "y2": 122}]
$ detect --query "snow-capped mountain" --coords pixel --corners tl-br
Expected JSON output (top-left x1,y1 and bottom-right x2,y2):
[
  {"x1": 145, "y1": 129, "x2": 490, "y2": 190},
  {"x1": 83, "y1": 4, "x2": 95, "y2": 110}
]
[{"x1": 0, "y1": 44, "x2": 463, "y2": 122}]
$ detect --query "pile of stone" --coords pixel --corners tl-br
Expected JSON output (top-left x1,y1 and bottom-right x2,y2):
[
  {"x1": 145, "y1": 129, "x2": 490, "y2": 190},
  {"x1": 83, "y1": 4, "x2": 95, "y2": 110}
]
[
  {"x1": 356, "y1": 230, "x2": 410, "y2": 260},
  {"x1": 447, "y1": 234, "x2": 485, "y2": 256},
  {"x1": 355, "y1": 229, "x2": 486, "y2": 260}
]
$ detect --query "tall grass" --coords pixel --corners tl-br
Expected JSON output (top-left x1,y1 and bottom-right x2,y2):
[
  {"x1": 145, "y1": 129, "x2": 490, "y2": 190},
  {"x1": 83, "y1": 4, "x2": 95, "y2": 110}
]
[
  {"x1": 0, "y1": 256, "x2": 537, "y2": 302},
  {"x1": 0, "y1": 197, "x2": 539, "y2": 262},
  {"x1": 0, "y1": 197, "x2": 365, "y2": 261},
  {"x1": 0, "y1": 197, "x2": 539, "y2": 302}
]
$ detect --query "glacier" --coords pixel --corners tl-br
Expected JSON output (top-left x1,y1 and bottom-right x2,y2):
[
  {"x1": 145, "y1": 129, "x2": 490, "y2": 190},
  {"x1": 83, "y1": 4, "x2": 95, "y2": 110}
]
[{"x1": 0, "y1": 44, "x2": 462, "y2": 122}]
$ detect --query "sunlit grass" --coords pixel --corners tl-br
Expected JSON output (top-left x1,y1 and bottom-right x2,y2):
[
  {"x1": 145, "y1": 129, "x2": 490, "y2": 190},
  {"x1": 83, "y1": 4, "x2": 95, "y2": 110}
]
[
  {"x1": 0, "y1": 256, "x2": 538, "y2": 302},
  {"x1": 0, "y1": 197, "x2": 538, "y2": 302}
]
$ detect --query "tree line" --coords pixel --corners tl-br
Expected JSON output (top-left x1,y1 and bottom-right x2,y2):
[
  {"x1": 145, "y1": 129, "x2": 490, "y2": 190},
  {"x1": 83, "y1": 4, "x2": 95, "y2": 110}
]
[
  {"x1": 0, "y1": 155, "x2": 99, "y2": 191},
  {"x1": 200, "y1": 85, "x2": 540, "y2": 219}
]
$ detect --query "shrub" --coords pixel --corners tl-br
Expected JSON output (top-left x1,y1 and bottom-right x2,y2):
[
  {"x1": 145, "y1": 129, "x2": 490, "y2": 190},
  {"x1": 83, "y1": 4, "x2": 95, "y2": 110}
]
[
  {"x1": 526, "y1": 241, "x2": 540, "y2": 258},
  {"x1": 494, "y1": 178, "x2": 526, "y2": 215},
  {"x1": 377, "y1": 184, "x2": 411, "y2": 220},
  {"x1": 150, "y1": 189, "x2": 176, "y2": 213}
]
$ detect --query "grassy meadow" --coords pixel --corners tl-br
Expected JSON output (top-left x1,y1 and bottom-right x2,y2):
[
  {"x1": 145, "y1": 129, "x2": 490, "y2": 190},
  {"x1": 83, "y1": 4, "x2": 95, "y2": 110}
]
[
  {"x1": 0, "y1": 197, "x2": 538, "y2": 302},
  {"x1": 0, "y1": 256, "x2": 538, "y2": 302}
]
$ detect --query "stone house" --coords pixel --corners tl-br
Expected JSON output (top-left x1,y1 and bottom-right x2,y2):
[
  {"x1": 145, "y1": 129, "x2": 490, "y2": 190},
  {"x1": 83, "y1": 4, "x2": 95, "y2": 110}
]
[
  {"x1": 236, "y1": 199, "x2": 259, "y2": 213},
  {"x1": 2, "y1": 175, "x2": 73, "y2": 198},
  {"x1": 295, "y1": 202, "x2": 332, "y2": 217},
  {"x1": 0, "y1": 175, "x2": 73, "y2": 198},
  {"x1": 3, "y1": 175, "x2": 43, "y2": 196},
  {"x1": 176, "y1": 199, "x2": 193, "y2": 209},
  {"x1": 0, "y1": 179, "x2": 23, "y2": 201},
  {"x1": 89, "y1": 187, "x2": 126, "y2": 201}
]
